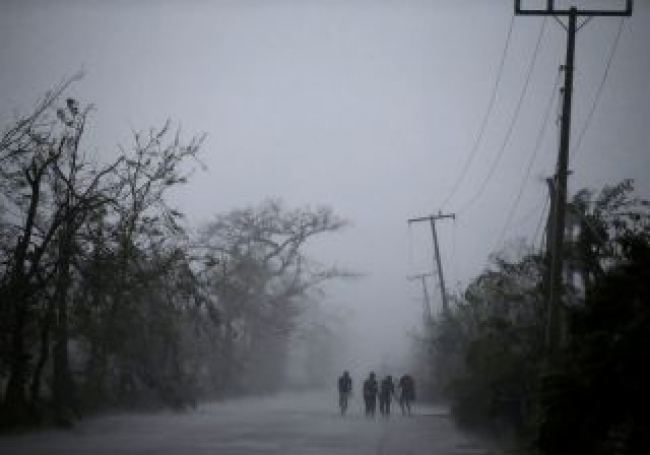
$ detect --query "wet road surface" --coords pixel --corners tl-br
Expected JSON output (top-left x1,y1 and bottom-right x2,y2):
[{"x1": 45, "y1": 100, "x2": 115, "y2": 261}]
[{"x1": 0, "y1": 391, "x2": 498, "y2": 454}]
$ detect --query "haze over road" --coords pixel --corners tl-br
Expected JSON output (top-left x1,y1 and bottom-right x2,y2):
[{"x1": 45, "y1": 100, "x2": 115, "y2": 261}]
[{"x1": 0, "y1": 391, "x2": 495, "y2": 455}]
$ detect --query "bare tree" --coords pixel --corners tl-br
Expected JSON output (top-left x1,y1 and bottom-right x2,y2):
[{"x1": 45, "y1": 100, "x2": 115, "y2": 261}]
[
  {"x1": 197, "y1": 200, "x2": 350, "y2": 392},
  {"x1": 0, "y1": 78, "x2": 204, "y2": 424},
  {"x1": 0, "y1": 77, "x2": 86, "y2": 424}
]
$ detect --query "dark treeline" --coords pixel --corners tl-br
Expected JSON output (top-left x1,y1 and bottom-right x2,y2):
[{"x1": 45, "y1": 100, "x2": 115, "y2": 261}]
[
  {"x1": 420, "y1": 180, "x2": 650, "y2": 454},
  {"x1": 0, "y1": 80, "x2": 348, "y2": 428}
]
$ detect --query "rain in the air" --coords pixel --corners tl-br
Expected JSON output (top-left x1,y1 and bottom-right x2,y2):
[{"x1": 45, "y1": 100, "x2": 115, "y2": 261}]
[{"x1": 1, "y1": 1, "x2": 649, "y2": 454}]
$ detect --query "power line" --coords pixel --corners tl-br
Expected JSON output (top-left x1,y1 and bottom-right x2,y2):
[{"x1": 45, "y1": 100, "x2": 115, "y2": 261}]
[
  {"x1": 457, "y1": 17, "x2": 548, "y2": 215},
  {"x1": 571, "y1": 17, "x2": 627, "y2": 161},
  {"x1": 511, "y1": 196, "x2": 547, "y2": 230},
  {"x1": 440, "y1": 14, "x2": 516, "y2": 210},
  {"x1": 495, "y1": 70, "x2": 560, "y2": 248}
]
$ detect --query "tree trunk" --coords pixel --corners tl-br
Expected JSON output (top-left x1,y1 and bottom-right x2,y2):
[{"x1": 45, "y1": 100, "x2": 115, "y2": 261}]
[
  {"x1": 30, "y1": 302, "x2": 54, "y2": 408},
  {"x1": 2, "y1": 164, "x2": 45, "y2": 426},
  {"x1": 2, "y1": 302, "x2": 33, "y2": 426},
  {"x1": 51, "y1": 232, "x2": 77, "y2": 426}
]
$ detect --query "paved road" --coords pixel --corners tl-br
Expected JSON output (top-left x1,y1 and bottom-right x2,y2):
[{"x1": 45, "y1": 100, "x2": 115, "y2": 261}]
[{"x1": 0, "y1": 391, "x2": 498, "y2": 455}]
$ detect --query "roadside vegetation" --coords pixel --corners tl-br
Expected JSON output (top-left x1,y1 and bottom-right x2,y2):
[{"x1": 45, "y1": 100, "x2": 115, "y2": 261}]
[
  {"x1": 0, "y1": 79, "x2": 349, "y2": 428},
  {"x1": 421, "y1": 179, "x2": 650, "y2": 453}
]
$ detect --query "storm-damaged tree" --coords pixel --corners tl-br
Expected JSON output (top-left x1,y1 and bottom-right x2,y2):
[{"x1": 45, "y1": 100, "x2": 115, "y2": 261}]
[
  {"x1": 436, "y1": 244, "x2": 546, "y2": 433},
  {"x1": 567, "y1": 179, "x2": 650, "y2": 296},
  {"x1": 427, "y1": 180, "x2": 650, "y2": 452},
  {"x1": 0, "y1": 82, "x2": 69, "y2": 425},
  {"x1": 1, "y1": 80, "x2": 352, "y2": 426},
  {"x1": 0, "y1": 78, "x2": 206, "y2": 425},
  {"x1": 75, "y1": 121, "x2": 204, "y2": 410},
  {"x1": 40, "y1": 97, "x2": 122, "y2": 426},
  {"x1": 197, "y1": 200, "x2": 349, "y2": 394},
  {"x1": 536, "y1": 181, "x2": 650, "y2": 454},
  {"x1": 0, "y1": 77, "x2": 121, "y2": 425}
]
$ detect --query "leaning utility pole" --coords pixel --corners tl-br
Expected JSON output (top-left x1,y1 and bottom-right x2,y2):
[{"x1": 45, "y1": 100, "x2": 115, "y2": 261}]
[
  {"x1": 408, "y1": 273, "x2": 434, "y2": 322},
  {"x1": 515, "y1": 0, "x2": 632, "y2": 354},
  {"x1": 408, "y1": 211, "x2": 455, "y2": 314}
]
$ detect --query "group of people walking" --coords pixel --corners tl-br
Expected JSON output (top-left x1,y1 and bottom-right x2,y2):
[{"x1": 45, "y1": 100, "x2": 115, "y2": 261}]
[{"x1": 337, "y1": 371, "x2": 415, "y2": 417}]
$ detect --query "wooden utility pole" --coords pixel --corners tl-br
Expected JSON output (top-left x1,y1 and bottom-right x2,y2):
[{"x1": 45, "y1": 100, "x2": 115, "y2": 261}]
[
  {"x1": 408, "y1": 273, "x2": 433, "y2": 322},
  {"x1": 515, "y1": 0, "x2": 632, "y2": 353},
  {"x1": 542, "y1": 178, "x2": 556, "y2": 306},
  {"x1": 408, "y1": 211, "x2": 455, "y2": 314}
]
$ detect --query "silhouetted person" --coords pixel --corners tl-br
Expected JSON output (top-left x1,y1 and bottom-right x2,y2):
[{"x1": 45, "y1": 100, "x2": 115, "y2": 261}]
[
  {"x1": 379, "y1": 375, "x2": 395, "y2": 416},
  {"x1": 337, "y1": 371, "x2": 353, "y2": 415},
  {"x1": 398, "y1": 374, "x2": 415, "y2": 415},
  {"x1": 363, "y1": 372, "x2": 378, "y2": 417}
]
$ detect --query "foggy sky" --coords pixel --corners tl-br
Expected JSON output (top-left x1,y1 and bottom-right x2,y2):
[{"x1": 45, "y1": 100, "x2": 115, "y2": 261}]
[{"x1": 1, "y1": 0, "x2": 649, "y2": 374}]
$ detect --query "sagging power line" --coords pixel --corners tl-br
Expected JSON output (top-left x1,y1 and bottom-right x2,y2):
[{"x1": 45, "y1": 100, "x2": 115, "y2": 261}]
[
  {"x1": 572, "y1": 17, "x2": 627, "y2": 161},
  {"x1": 495, "y1": 70, "x2": 561, "y2": 249},
  {"x1": 457, "y1": 16, "x2": 548, "y2": 216},
  {"x1": 440, "y1": 15, "x2": 516, "y2": 210}
]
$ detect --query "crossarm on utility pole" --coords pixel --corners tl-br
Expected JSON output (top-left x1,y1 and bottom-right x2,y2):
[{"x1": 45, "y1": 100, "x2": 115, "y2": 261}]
[
  {"x1": 515, "y1": 0, "x2": 632, "y2": 16},
  {"x1": 407, "y1": 211, "x2": 455, "y2": 315}
]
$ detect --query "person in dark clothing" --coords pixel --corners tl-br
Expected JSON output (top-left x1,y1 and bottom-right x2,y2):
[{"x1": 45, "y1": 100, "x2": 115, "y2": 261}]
[
  {"x1": 398, "y1": 374, "x2": 415, "y2": 415},
  {"x1": 337, "y1": 371, "x2": 353, "y2": 415},
  {"x1": 362, "y1": 372, "x2": 378, "y2": 417},
  {"x1": 379, "y1": 375, "x2": 395, "y2": 416}
]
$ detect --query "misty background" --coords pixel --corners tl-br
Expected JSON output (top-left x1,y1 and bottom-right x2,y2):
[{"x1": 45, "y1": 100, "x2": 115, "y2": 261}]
[{"x1": 1, "y1": 0, "x2": 649, "y2": 383}]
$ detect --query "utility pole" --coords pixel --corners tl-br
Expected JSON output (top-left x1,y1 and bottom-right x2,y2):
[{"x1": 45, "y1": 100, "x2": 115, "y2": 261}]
[
  {"x1": 408, "y1": 273, "x2": 433, "y2": 322},
  {"x1": 515, "y1": 0, "x2": 632, "y2": 354},
  {"x1": 542, "y1": 177, "x2": 556, "y2": 308},
  {"x1": 408, "y1": 211, "x2": 455, "y2": 314}
]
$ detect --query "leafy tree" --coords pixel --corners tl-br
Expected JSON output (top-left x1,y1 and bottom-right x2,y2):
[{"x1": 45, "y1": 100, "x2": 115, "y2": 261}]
[
  {"x1": 569, "y1": 179, "x2": 650, "y2": 294},
  {"x1": 427, "y1": 180, "x2": 650, "y2": 454},
  {"x1": 442, "y1": 248, "x2": 545, "y2": 433},
  {"x1": 538, "y1": 235, "x2": 650, "y2": 454}
]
